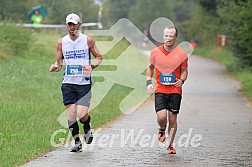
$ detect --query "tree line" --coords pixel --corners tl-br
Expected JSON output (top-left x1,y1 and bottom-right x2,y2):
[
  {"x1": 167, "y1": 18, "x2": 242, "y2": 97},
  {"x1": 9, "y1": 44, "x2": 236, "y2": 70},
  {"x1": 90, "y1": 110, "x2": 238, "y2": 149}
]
[{"x1": 0, "y1": 0, "x2": 251, "y2": 67}]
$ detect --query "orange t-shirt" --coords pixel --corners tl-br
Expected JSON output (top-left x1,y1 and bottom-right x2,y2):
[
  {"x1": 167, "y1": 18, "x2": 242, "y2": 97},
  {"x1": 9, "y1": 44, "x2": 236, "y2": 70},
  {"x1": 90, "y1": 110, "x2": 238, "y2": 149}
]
[{"x1": 149, "y1": 45, "x2": 188, "y2": 94}]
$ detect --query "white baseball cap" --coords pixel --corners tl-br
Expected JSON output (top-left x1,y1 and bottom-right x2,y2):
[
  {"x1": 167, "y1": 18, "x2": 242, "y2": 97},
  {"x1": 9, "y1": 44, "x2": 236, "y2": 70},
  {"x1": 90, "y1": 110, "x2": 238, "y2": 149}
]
[{"x1": 66, "y1": 13, "x2": 81, "y2": 24}]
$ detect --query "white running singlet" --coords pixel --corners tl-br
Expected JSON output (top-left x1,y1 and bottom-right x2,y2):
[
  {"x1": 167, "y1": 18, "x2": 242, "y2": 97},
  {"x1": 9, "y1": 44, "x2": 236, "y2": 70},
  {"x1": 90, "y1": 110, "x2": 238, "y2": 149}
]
[{"x1": 61, "y1": 33, "x2": 91, "y2": 85}]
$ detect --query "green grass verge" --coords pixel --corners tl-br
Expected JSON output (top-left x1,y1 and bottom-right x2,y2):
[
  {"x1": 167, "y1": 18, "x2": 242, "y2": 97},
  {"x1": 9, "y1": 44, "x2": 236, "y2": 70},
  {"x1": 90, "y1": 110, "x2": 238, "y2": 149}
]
[
  {"x1": 193, "y1": 47, "x2": 252, "y2": 102},
  {"x1": 0, "y1": 30, "x2": 146, "y2": 167}
]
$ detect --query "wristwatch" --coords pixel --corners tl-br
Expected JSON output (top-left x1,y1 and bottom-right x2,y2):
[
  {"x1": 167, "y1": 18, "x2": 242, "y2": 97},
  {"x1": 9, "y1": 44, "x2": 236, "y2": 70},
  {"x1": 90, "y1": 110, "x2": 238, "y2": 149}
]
[
  {"x1": 91, "y1": 64, "x2": 95, "y2": 69},
  {"x1": 180, "y1": 79, "x2": 185, "y2": 84}
]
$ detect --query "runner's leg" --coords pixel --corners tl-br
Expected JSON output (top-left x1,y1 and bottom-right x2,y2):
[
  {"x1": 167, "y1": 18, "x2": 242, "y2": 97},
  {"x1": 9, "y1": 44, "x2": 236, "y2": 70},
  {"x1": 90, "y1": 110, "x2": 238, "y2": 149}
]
[
  {"x1": 167, "y1": 111, "x2": 177, "y2": 147},
  {"x1": 156, "y1": 109, "x2": 167, "y2": 142},
  {"x1": 77, "y1": 105, "x2": 90, "y2": 132},
  {"x1": 66, "y1": 104, "x2": 80, "y2": 143},
  {"x1": 157, "y1": 109, "x2": 167, "y2": 130}
]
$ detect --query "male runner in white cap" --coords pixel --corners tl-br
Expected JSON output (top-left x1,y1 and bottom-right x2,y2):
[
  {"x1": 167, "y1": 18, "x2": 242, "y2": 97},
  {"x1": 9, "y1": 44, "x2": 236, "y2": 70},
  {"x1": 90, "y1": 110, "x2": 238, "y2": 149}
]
[{"x1": 49, "y1": 13, "x2": 102, "y2": 152}]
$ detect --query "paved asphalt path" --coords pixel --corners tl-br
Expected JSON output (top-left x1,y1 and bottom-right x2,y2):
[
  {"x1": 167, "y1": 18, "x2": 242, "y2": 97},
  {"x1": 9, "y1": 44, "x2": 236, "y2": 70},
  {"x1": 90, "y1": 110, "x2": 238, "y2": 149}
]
[{"x1": 22, "y1": 55, "x2": 252, "y2": 167}]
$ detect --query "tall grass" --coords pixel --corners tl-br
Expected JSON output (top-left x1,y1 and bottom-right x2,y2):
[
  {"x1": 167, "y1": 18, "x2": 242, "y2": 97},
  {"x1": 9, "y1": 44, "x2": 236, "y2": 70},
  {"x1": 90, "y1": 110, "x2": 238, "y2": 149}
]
[
  {"x1": 0, "y1": 21, "x2": 32, "y2": 59},
  {"x1": 0, "y1": 28, "x2": 146, "y2": 166}
]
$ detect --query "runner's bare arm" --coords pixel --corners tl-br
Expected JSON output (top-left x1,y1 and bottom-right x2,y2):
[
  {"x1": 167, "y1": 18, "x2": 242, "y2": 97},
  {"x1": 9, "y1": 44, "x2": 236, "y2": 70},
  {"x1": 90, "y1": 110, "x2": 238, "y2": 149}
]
[
  {"x1": 83, "y1": 37, "x2": 102, "y2": 74},
  {"x1": 180, "y1": 66, "x2": 188, "y2": 81},
  {"x1": 88, "y1": 36, "x2": 102, "y2": 68},
  {"x1": 146, "y1": 63, "x2": 154, "y2": 80},
  {"x1": 49, "y1": 39, "x2": 63, "y2": 72},
  {"x1": 146, "y1": 63, "x2": 155, "y2": 94},
  {"x1": 175, "y1": 66, "x2": 188, "y2": 87}
]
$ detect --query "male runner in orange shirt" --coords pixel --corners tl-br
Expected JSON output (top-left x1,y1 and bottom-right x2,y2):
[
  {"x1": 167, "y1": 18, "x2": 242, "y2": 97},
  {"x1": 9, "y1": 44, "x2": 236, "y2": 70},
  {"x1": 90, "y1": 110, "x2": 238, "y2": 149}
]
[{"x1": 146, "y1": 27, "x2": 188, "y2": 154}]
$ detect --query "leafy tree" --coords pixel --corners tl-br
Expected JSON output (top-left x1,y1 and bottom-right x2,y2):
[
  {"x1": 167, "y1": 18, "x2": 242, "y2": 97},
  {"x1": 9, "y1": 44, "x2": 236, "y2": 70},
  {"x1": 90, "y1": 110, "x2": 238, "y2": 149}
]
[
  {"x1": 183, "y1": 3, "x2": 219, "y2": 46},
  {"x1": 0, "y1": 0, "x2": 41, "y2": 22},
  {"x1": 102, "y1": 0, "x2": 136, "y2": 28},
  {"x1": 198, "y1": 0, "x2": 218, "y2": 16},
  {"x1": 172, "y1": 0, "x2": 194, "y2": 41},
  {"x1": 0, "y1": 0, "x2": 99, "y2": 24},
  {"x1": 128, "y1": 0, "x2": 175, "y2": 32},
  {"x1": 217, "y1": 0, "x2": 252, "y2": 67},
  {"x1": 43, "y1": 0, "x2": 99, "y2": 24}
]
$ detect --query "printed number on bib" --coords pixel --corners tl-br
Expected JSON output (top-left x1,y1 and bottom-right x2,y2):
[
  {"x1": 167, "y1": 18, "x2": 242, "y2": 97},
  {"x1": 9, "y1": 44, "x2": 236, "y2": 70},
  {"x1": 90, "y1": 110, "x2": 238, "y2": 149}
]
[
  {"x1": 66, "y1": 65, "x2": 83, "y2": 76},
  {"x1": 160, "y1": 73, "x2": 176, "y2": 85}
]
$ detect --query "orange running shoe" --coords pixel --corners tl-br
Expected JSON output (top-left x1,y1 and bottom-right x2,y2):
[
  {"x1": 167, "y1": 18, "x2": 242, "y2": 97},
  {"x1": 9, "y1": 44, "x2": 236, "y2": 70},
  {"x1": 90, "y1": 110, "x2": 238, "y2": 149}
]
[
  {"x1": 167, "y1": 146, "x2": 176, "y2": 154},
  {"x1": 157, "y1": 129, "x2": 166, "y2": 143}
]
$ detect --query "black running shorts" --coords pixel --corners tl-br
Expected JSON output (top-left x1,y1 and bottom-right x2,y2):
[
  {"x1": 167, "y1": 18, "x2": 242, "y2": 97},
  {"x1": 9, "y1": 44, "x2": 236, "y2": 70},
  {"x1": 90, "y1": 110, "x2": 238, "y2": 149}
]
[
  {"x1": 155, "y1": 93, "x2": 182, "y2": 114},
  {"x1": 61, "y1": 83, "x2": 91, "y2": 107}
]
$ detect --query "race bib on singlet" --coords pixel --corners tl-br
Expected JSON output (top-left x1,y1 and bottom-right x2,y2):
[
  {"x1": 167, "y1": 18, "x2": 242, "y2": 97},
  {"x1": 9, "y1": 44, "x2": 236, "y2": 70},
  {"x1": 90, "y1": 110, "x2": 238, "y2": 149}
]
[
  {"x1": 160, "y1": 73, "x2": 176, "y2": 85},
  {"x1": 66, "y1": 65, "x2": 83, "y2": 76}
]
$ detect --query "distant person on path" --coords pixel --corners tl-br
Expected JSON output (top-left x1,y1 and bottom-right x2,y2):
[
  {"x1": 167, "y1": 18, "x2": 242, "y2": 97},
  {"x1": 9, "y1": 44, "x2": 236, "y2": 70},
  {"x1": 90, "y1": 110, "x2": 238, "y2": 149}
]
[
  {"x1": 31, "y1": 10, "x2": 43, "y2": 30},
  {"x1": 146, "y1": 27, "x2": 188, "y2": 154},
  {"x1": 190, "y1": 40, "x2": 197, "y2": 48},
  {"x1": 49, "y1": 13, "x2": 102, "y2": 152},
  {"x1": 142, "y1": 29, "x2": 149, "y2": 48}
]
